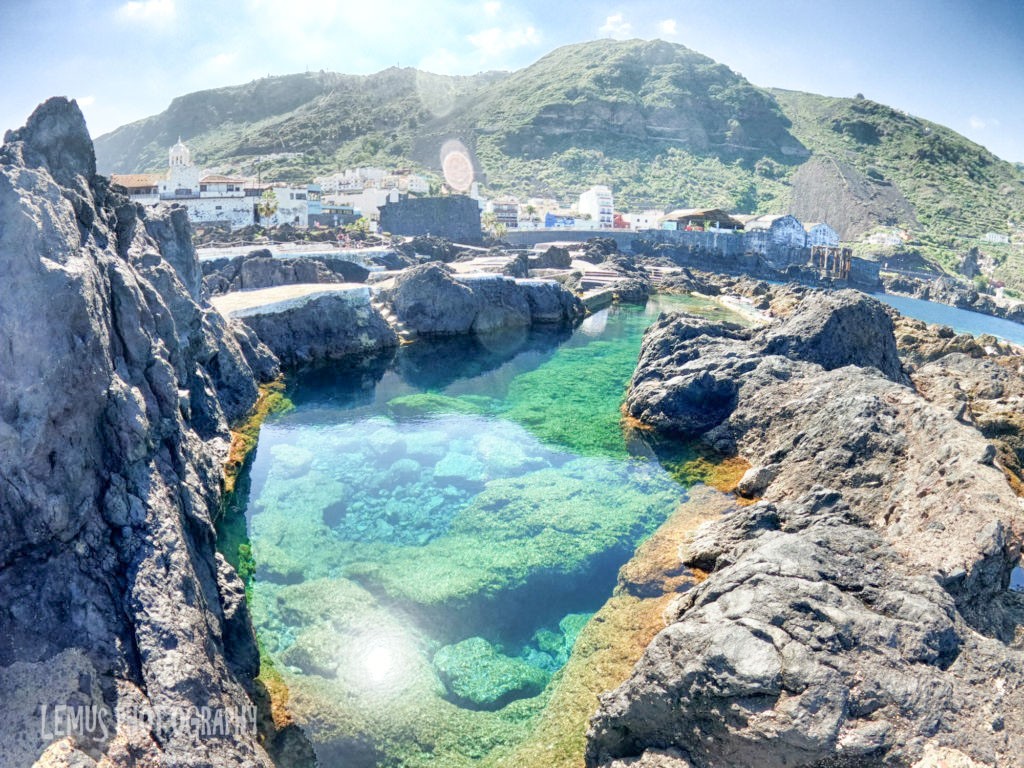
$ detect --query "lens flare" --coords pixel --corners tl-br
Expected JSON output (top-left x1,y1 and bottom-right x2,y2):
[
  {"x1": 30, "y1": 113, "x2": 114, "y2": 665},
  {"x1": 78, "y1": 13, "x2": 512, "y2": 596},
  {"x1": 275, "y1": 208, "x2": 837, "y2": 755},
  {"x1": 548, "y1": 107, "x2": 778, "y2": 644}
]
[{"x1": 440, "y1": 139, "x2": 474, "y2": 193}]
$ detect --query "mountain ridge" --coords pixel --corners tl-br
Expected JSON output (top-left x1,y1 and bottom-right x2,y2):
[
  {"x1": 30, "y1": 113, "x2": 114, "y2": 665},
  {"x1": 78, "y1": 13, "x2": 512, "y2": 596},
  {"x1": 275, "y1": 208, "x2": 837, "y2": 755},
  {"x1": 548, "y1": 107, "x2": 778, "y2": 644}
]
[{"x1": 93, "y1": 38, "x2": 1024, "y2": 287}]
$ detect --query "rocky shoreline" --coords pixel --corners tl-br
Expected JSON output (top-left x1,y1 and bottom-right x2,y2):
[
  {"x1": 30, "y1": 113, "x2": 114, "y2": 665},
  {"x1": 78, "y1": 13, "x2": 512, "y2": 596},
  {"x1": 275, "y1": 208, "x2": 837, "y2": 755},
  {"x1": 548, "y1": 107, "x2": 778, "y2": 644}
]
[
  {"x1": 586, "y1": 284, "x2": 1024, "y2": 767},
  {"x1": 3, "y1": 98, "x2": 1024, "y2": 768},
  {"x1": 0, "y1": 99, "x2": 278, "y2": 766},
  {"x1": 883, "y1": 272, "x2": 1024, "y2": 326}
]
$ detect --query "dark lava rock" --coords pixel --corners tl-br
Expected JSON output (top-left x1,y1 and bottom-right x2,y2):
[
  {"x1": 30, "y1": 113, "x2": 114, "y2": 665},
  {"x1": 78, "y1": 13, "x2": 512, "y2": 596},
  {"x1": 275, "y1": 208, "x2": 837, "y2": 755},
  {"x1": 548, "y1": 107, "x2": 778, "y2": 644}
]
[
  {"x1": 384, "y1": 262, "x2": 583, "y2": 336},
  {"x1": 0, "y1": 98, "x2": 276, "y2": 766},
  {"x1": 203, "y1": 250, "x2": 369, "y2": 295},
  {"x1": 389, "y1": 263, "x2": 482, "y2": 334},
  {"x1": 529, "y1": 245, "x2": 572, "y2": 270},
  {"x1": 230, "y1": 288, "x2": 398, "y2": 367},
  {"x1": 614, "y1": 277, "x2": 651, "y2": 304},
  {"x1": 759, "y1": 289, "x2": 906, "y2": 382},
  {"x1": 397, "y1": 235, "x2": 460, "y2": 263},
  {"x1": 369, "y1": 249, "x2": 416, "y2": 270},
  {"x1": 590, "y1": 285, "x2": 1024, "y2": 768}
]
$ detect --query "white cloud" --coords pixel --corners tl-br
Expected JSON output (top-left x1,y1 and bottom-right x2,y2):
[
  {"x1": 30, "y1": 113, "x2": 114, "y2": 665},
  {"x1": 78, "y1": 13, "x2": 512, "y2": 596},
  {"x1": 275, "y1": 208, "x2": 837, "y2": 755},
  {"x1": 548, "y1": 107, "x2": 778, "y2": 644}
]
[
  {"x1": 115, "y1": 0, "x2": 176, "y2": 24},
  {"x1": 468, "y1": 25, "x2": 540, "y2": 56},
  {"x1": 76, "y1": 96, "x2": 96, "y2": 108},
  {"x1": 599, "y1": 13, "x2": 632, "y2": 39},
  {"x1": 969, "y1": 116, "x2": 1000, "y2": 130},
  {"x1": 418, "y1": 48, "x2": 462, "y2": 75},
  {"x1": 483, "y1": 1, "x2": 501, "y2": 17},
  {"x1": 658, "y1": 19, "x2": 678, "y2": 38}
]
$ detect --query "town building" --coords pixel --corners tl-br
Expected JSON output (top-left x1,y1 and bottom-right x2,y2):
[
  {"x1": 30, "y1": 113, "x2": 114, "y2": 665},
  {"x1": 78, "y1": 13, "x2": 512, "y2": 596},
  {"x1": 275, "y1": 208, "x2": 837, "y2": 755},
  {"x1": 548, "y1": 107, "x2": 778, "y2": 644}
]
[
  {"x1": 315, "y1": 167, "x2": 430, "y2": 196},
  {"x1": 623, "y1": 210, "x2": 664, "y2": 230},
  {"x1": 982, "y1": 232, "x2": 1010, "y2": 244},
  {"x1": 864, "y1": 228, "x2": 908, "y2": 246},
  {"x1": 486, "y1": 197, "x2": 520, "y2": 229},
  {"x1": 327, "y1": 188, "x2": 401, "y2": 222},
  {"x1": 805, "y1": 222, "x2": 841, "y2": 247},
  {"x1": 577, "y1": 185, "x2": 614, "y2": 229},
  {"x1": 111, "y1": 139, "x2": 311, "y2": 229},
  {"x1": 745, "y1": 214, "x2": 808, "y2": 249},
  {"x1": 661, "y1": 208, "x2": 744, "y2": 232}
]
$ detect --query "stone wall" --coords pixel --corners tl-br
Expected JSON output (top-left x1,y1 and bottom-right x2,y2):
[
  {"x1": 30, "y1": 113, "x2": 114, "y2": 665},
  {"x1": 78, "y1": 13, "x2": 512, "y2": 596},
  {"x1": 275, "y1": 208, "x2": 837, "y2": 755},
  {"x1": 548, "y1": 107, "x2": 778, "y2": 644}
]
[{"x1": 380, "y1": 195, "x2": 482, "y2": 242}]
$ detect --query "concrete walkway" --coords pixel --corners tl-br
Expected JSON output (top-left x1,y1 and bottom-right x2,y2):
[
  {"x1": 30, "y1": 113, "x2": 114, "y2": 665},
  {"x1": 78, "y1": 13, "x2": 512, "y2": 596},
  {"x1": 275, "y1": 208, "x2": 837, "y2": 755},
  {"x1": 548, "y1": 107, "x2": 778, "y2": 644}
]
[{"x1": 210, "y1": 283, "x2": 370, "y2": 317}]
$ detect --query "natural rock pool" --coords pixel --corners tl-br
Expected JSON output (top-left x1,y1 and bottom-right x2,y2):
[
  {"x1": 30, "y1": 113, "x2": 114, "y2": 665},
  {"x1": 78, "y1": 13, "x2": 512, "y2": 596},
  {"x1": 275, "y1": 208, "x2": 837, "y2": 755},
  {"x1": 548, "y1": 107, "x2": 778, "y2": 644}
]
[{"x1": 220, "y1": 295, "x2": 750, "y2": 767}]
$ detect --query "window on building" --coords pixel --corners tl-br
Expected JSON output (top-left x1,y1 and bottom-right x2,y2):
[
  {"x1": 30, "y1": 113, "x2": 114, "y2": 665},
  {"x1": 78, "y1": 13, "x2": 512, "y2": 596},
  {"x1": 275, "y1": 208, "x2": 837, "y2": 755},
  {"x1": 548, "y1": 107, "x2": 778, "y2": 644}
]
[{"x1": 200, "y1": 185, "x2": 207, "y2": 192}]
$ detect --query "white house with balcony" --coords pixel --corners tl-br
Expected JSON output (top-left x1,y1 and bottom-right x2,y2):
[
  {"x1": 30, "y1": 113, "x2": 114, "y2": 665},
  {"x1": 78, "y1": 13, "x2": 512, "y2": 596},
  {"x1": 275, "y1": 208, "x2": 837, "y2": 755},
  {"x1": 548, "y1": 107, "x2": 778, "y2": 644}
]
[
  {"x1": 577, "y1": 185, "x2": 614, "y2": 229},
  {"x1": 111, "y1": 139, "x2": 311, "y2": 229}
]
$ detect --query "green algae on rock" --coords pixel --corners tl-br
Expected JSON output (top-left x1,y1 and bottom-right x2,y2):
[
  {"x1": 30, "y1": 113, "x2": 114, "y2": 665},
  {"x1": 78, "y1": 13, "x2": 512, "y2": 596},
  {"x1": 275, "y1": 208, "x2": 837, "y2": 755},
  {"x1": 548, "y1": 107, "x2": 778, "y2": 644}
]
[
  {"x1": 234, "y1": 296, "x2": 752, "y2": 766},
  {"x1": 342, "y1": 460, "x2": 684, "y2": 639},
  {"x1": 434, "y1": 637, "x2": 551, "y2": 710}
]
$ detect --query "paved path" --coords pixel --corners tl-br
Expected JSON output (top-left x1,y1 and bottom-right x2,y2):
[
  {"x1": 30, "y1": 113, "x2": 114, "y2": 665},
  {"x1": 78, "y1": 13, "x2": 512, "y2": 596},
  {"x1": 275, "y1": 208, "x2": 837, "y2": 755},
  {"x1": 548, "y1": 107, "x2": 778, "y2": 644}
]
[{"x1": 210, "y1": 283, "x2": 369, "y2": 316}]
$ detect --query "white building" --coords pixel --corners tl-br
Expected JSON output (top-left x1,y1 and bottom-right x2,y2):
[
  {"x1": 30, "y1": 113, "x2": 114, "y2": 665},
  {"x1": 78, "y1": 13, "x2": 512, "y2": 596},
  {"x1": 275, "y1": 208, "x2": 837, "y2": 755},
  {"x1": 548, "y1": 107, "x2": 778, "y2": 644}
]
[
  {"x1": 805, "y1": 222, "x2": 840, "y2": 247},
  {"x1": 486, "y1": 196, "x2": 520, "y2": 229},
  {"x1": 326, "y1": 188, "x2": 400, "y2": 221},
  {"x1": 865, "y1": 228, "x2": 907, "y2": 246},
  {"x1": 577, "y1": 185, "x2": 614, "y2": 229},
  {"x1": 316, "y1": 167, "x2": 430, "y2": 196},
  {"x1": 745, "y1": 214, "x2": 807, "y2": 249},
  {"x1": 982, "y1": 232, "x2": 1010, "y2": 244},
  {"x1": 623, "y1": 210, "x2": 663, "y2": 230},
  {"x1": 112, "y1": 139, "x2": 310, "y2": 229}
]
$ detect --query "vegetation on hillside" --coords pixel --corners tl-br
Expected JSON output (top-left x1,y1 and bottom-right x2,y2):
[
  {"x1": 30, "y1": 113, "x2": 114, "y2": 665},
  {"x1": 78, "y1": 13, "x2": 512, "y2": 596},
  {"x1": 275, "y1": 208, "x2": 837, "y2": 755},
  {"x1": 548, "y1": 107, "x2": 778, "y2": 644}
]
[
  {"x1": 95, "y1": 38, "x2": 1024, "y2": 285},
  {"x1": 772, "y1": 89, "x2": 1024, "y2": 284}
]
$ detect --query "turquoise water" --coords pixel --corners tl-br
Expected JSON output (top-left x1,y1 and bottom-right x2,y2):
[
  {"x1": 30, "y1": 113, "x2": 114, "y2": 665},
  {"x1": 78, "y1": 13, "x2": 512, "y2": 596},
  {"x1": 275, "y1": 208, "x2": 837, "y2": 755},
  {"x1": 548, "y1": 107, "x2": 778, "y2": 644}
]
[
  {"x1": 228, "y1": 295, "x2": 746, "y2": 767},
  {"x1": 873, "y1": 292, "x2": 1024, "y2": 345}
]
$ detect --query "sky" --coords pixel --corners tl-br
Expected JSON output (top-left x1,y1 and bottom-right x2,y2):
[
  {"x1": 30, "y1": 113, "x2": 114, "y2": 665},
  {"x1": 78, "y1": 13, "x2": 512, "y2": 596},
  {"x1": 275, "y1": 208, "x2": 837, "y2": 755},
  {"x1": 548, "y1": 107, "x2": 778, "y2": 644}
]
[{"x1": 2, "y1": 0, "x2": 1023, "y2": 162}]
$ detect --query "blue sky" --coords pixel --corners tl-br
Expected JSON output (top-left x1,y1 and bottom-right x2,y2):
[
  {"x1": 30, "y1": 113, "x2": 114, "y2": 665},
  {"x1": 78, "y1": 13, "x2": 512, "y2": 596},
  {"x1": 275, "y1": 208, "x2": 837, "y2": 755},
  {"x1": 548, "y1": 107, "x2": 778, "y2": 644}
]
[{"x1": 2, "y1": 0, "x2": 1023, "y2": 162}]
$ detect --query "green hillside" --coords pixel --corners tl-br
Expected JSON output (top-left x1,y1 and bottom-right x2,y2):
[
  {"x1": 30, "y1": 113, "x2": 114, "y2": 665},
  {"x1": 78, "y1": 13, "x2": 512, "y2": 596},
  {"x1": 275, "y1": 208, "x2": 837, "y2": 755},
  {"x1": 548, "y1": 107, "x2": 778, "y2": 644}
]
[{"x1": 94, "y1": 38, "x2": 1024, "y2": 287}]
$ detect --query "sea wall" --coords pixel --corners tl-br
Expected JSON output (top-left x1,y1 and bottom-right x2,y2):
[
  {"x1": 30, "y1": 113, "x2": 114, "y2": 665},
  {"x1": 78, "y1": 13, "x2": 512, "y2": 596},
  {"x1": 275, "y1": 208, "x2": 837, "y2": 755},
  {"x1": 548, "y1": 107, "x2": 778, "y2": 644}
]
[{"x1": 503, "y1": 228, "x2": 881, "y2": 288}]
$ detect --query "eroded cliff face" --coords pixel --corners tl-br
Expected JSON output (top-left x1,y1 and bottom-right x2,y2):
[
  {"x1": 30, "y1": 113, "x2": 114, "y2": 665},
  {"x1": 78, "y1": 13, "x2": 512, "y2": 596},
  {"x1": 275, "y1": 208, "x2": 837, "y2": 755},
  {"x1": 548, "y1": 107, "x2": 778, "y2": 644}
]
[
  {"x1": 0, "y1": 98, "x2": 277, "y2": 767},
  {"x1": 589, "y1": 289, "x2": 1024, "y2": 768}
]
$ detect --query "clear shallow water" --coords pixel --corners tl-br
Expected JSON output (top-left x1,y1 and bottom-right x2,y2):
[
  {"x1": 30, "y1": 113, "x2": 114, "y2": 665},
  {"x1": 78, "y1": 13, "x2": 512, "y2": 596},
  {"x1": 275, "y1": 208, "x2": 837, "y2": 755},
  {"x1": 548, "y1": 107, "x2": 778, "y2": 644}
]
[
  {"x1": 873, "y1": 292, "x2": 1024, "y2": 346},
  {"x1": 224, "y1": 295, "x2": 746, "y2": 767}
]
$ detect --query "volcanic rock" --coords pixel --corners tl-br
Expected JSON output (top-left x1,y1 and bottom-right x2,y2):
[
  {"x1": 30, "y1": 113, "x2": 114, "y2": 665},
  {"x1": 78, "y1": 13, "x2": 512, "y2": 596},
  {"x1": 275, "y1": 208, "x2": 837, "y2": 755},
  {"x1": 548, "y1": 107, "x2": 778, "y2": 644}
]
[{"x1": 0, "y1": 98, "x2": 276, "y2": 767}]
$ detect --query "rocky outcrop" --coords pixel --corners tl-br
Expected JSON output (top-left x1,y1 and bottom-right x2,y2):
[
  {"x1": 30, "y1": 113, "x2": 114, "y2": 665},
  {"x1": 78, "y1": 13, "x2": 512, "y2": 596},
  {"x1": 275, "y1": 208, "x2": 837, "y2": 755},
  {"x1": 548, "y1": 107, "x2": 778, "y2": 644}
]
[
  {"x1": 529, "y1": 245, "x2": 572, "y2": 270},
  {"x1": 382, "y1": 262, "x2": 584, "y2": 336},
  {"x1": 202, "y1": 249, "x2": 369, "y2": 295},
  {"x1": 590, "y1": 287, "x2": 1024, "y2": 767},
  {"x1": 625, "y1": 290, "x2": 906, "y2": 436},
  {"x1": 0, "y1": 99, "x2": 276, "y2": 766},
  {"x1": 883, "y1": 273, "x2": 1024, "y2": 326},
  {"x1": 217, "y1": 285, "x2": 399, "y2": 367}
]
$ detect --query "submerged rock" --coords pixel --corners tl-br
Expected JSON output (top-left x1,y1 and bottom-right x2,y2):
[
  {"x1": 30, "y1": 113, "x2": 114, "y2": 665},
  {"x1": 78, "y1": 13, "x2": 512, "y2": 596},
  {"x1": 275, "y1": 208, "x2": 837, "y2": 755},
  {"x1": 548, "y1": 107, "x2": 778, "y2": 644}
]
[
  {"x1": 0, "y1": 98, "x2": 275, "y2": 766},
  {"x1": 433, "y1": 637, "x2": 549, "y2": 710}
]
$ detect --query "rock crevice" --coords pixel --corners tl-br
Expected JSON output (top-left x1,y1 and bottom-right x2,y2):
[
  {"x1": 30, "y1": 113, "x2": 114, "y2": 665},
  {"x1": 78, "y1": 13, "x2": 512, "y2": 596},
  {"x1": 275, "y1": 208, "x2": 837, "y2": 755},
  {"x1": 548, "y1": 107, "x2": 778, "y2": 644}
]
[
  {"x1": 0, "y1": 98, "x2": 276, "y2": 767},
  {"x1": 591, "y1": 287, "x2": 1024, "y2": 768}
]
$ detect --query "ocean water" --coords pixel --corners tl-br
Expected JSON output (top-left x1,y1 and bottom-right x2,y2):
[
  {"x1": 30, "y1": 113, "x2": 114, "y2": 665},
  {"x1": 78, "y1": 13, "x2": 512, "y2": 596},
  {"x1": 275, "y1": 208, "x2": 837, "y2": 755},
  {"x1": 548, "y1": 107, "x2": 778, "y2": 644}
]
[
  {"x1": 873, "y1": 292, "x2": 1024, "y2": 346},
  {"x1": 223, "y1": 295, "x2": 747, "y2": 767}
]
